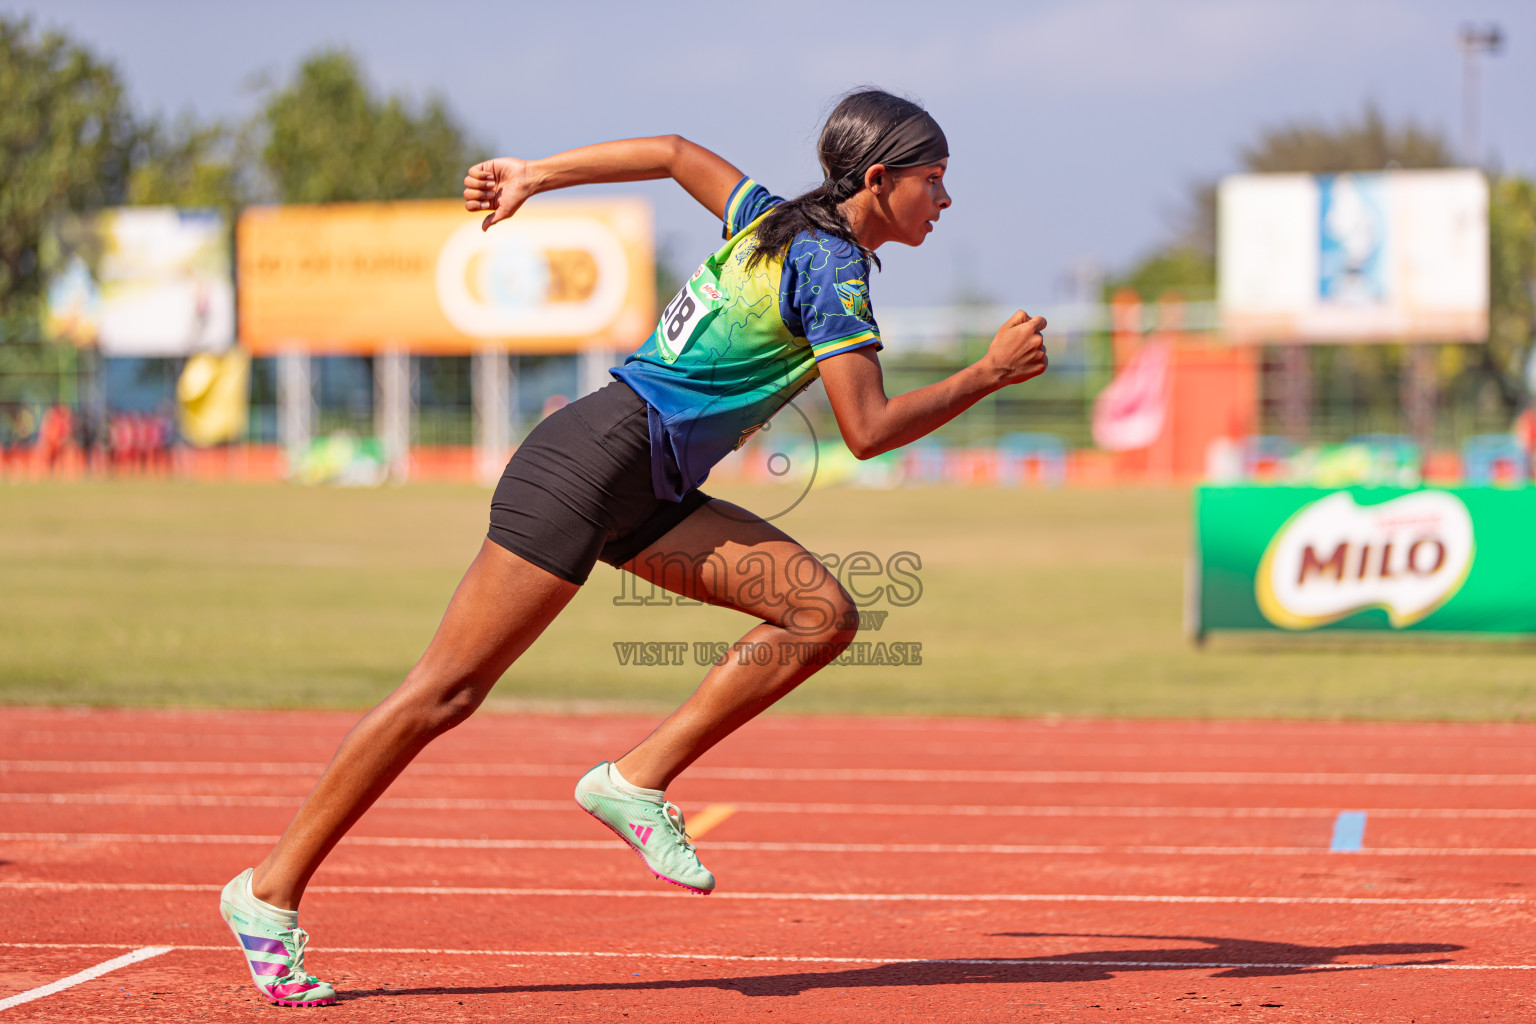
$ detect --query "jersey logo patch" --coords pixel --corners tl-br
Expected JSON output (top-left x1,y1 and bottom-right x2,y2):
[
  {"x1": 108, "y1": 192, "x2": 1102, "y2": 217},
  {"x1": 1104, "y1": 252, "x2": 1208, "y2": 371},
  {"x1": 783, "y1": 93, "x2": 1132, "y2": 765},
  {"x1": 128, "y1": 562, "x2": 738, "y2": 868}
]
[{"x1": 836, "y1": 279, "x2": 871, "y2": 320}]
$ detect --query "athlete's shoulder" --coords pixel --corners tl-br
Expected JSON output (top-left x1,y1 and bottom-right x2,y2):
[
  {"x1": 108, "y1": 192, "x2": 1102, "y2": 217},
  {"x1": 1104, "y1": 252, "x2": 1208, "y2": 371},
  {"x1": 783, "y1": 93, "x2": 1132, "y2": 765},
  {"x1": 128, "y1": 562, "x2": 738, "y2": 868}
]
[
  {"x1": 723, "y1": 177, "x2": 784, "y2": 240},
  {"x1": 781, "y1": 230, "x2": 879, "y2": 356},
  {"x1": 786, "y1": 230, "x2": 869, "y2": 276}
]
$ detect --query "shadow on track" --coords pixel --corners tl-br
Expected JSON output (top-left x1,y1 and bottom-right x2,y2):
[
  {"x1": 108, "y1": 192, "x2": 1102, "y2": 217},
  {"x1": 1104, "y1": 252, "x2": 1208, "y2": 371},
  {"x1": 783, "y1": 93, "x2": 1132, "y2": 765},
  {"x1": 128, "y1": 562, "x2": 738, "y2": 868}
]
[
  {"x1": 342, "y1": 933, "x2": 1464, "y2": 1000},
  {"x1": 984, "y1": 932, "x2": 1464, "y2": 979}
]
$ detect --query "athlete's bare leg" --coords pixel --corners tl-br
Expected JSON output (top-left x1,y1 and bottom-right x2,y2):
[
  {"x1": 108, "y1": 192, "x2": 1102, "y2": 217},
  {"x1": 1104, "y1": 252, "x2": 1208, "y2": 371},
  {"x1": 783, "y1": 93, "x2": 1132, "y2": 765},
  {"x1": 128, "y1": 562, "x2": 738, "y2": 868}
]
[
  {"x1": 251, "y1": 499, "x2": 854, "y2": 909},
  {"x1": 612, "y1": 499, "x2": 859, "y2": 790},
  {"x1": 250, "y1": 540, "x2": 579, "y2": 910}
]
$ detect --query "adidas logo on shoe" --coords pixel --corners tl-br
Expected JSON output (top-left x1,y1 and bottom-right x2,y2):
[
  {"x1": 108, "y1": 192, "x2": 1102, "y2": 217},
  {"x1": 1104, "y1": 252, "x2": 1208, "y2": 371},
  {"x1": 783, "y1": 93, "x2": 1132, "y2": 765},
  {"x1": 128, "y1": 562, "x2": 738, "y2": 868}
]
[{"x1": 574, "y1": 762, "x2": 716, "y2": 894}]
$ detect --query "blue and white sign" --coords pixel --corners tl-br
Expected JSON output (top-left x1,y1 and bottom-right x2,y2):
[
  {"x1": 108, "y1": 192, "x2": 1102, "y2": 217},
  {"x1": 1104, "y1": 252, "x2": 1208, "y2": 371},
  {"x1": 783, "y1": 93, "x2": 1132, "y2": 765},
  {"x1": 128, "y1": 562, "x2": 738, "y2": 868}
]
[
  {"x1": 1218, "y1": 169, "x2": 1488, "y2": 343},
  {"x1": 1318, "y1": 173, "x2": 1389, "y2": 307}
]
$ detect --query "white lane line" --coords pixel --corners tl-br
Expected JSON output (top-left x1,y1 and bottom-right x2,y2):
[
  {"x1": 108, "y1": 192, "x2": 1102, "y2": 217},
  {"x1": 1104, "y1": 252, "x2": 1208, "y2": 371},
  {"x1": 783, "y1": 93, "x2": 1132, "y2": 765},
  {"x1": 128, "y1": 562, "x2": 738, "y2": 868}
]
[
  {"x1": 6, "y1": 831, "x2": 1536, "y2": 857},
  {"x1": 10, "y1": 722, "x2": 1536, "y2": 743},
  {"x1": 0, "y1": 942, "x2": 1527, "y2": 972},
  {"x1": 5, "y1": 760, "x2": 1536, "y2": 786},
  {"x1": 0, "y1": 944, "x2": 172, "y2": 1012},
  {"x1": 7, "y1": 792, "x2": 1536, "y2": 819},
  {"x1": 3, "y1": 881, "x2": 1530, "y2": 907}
]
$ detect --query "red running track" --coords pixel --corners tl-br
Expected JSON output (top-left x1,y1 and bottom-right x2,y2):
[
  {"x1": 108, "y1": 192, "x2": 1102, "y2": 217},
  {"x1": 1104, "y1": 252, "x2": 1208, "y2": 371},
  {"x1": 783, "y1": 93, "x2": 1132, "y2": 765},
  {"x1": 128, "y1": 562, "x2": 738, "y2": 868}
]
[{"x1": 2, "y1": 708, "x2": 1534, "y2": 1022}]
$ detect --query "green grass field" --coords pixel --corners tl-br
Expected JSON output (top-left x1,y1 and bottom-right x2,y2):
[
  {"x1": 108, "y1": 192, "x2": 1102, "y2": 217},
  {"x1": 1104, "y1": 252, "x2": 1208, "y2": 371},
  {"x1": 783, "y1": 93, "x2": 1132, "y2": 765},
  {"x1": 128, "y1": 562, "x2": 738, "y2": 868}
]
[{"x1": 2, "y1": 480, "x2": 1533, "y2": 719}]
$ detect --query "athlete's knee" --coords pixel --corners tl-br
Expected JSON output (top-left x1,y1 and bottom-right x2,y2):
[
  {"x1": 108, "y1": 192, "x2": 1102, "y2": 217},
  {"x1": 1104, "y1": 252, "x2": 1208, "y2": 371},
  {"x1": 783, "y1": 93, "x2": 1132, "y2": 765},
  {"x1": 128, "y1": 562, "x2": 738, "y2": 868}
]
[
  {"x1": 825, "y1": 604, "x2": 860, "y2": 657},
  {"x1": 396, "y1": 666, "x2": 491, "y2": 733},
  {"x1": 432, "y1": 682, "x2": 488, "y2": 730},
  {"x1": 788, "y1": 596, "x2": 858, "y2": 677},
  {"x1": 785, "y1": 578, "x2": 860, "y2": 651},
  {"x1": 776, "y1": 551, "x2": 860, "y2": 643}
]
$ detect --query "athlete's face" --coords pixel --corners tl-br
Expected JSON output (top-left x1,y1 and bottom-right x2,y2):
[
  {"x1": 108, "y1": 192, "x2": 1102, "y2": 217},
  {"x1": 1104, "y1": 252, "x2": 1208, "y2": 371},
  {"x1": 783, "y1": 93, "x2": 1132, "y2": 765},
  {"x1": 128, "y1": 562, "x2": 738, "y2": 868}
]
[{"x1": 876, "y1": 158, "x2": 951, "y2": 247}]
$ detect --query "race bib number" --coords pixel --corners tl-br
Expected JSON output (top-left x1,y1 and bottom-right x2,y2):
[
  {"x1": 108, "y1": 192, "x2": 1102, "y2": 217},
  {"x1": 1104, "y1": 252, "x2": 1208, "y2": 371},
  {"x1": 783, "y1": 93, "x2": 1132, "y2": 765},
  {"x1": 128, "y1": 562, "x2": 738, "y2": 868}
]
[{"x1": 654, "y1": 265, "x2": 724, "y2": 364}]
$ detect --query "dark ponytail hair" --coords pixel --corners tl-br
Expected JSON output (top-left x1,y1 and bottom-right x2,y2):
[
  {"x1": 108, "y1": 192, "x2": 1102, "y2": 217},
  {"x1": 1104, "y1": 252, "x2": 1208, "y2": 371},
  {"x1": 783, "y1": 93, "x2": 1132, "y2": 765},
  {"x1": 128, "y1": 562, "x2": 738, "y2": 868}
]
[{"x1": 745, "y1": 90, "x2": 937, "y2": 272}]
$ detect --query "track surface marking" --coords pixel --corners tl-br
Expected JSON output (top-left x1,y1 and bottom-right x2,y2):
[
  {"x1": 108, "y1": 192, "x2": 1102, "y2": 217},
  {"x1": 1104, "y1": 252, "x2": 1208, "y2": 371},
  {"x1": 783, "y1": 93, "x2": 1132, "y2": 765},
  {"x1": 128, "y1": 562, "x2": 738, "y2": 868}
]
[
  {"x1": 2, "y1": 709, "x2": 1534, "y2": 1022},
  {"x1": 0, "y1": 945, "x2": 172, "y2": 1011}
]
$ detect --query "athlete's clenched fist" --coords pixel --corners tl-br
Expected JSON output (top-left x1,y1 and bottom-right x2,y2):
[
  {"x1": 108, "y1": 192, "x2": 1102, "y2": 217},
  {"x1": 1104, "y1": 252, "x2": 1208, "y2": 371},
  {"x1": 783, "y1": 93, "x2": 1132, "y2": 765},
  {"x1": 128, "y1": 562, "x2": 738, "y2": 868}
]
[{"x1": 984, "y1": 309, "x2": 1049, "y2": 386}]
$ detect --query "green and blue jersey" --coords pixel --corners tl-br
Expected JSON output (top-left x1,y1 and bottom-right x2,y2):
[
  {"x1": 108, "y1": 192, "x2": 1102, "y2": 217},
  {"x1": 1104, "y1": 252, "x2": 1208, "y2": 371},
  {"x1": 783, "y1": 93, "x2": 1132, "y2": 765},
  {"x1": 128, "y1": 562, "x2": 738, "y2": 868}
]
[{"x1": 611, "y1": 176, "x2": 882, "y2": 500}]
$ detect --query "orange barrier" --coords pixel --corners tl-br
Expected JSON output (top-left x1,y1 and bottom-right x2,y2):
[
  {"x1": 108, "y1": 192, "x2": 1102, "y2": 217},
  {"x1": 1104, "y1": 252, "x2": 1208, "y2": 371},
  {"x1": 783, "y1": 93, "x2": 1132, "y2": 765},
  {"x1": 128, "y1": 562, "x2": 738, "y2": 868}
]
[
  {"x1": 0, "y1": 441, "x2": 1476, "y2": 489},
  {"x1": 1111, "y1": 343, "x2": 1259, "y2": 484},
  {"x1": 179, "y1": 445, "x2": 286, "y2": 482},
  {"x1": 409, "y1": 446, "x2": 479, "y2": 482}
]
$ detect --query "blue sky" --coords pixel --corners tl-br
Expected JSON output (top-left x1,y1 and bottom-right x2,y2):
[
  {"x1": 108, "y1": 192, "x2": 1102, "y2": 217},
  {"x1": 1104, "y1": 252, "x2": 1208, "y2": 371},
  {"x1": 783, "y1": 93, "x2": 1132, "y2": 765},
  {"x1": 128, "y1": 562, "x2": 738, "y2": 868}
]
[{"x1": 11, "y1": 0, "x2": 1533, "y2": 308}]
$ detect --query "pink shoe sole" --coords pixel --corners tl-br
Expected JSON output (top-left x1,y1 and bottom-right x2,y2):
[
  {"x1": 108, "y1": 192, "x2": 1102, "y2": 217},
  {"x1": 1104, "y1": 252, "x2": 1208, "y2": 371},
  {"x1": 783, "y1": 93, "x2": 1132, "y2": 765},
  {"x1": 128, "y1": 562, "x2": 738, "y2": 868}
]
[
  {"x1": 266, "y1": 995, "x2": 338, "y2": 1008},
  {"x1": 221, "y1": 906, "x2": 338, "y2": 1007}
]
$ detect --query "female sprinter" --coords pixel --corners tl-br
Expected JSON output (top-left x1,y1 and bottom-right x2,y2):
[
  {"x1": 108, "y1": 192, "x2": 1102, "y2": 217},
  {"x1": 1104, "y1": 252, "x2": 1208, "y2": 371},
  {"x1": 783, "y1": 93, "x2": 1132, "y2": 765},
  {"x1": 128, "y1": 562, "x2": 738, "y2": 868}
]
[{"x1": 219, "y1": 89, "x2": 1048, "y2": 1006}]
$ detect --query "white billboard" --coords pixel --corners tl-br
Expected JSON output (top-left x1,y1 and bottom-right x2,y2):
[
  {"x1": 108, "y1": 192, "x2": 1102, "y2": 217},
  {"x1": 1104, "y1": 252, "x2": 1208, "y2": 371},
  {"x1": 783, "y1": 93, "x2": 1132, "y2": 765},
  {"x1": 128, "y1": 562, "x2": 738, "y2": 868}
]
[
  {"x1": 44, "y1": 207, "x2": 235, "y2": 356},
  {"x1": 1218, "y1": 170, "x2": 1488, "y2": 343}
]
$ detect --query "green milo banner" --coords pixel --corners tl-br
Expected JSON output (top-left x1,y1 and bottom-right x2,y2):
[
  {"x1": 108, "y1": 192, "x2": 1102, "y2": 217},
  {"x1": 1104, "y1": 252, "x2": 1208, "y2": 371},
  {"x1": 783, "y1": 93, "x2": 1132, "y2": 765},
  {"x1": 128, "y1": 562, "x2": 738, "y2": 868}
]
[{"x1": 1191, "y1": 486, "x2": 1536, "y2": 638}]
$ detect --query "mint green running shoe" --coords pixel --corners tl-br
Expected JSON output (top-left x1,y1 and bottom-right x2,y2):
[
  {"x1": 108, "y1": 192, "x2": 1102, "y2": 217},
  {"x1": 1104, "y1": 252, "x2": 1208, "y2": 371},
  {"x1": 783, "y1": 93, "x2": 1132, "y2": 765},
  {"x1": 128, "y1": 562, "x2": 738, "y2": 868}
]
[
  {"x1": 219, "y1": 869, "x2": 337, "y2": 1007},
  {"x1": 574, "y1": 762, "x2": 715, "y2": 894}
]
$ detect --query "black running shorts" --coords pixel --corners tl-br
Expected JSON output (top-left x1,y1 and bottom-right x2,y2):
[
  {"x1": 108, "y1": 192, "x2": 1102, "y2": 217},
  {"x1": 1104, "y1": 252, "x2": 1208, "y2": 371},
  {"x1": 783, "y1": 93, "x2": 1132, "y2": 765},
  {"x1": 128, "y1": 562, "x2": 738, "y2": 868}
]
[{"x1": 487, "y1": 380, "x2": 712, "y2": 585}]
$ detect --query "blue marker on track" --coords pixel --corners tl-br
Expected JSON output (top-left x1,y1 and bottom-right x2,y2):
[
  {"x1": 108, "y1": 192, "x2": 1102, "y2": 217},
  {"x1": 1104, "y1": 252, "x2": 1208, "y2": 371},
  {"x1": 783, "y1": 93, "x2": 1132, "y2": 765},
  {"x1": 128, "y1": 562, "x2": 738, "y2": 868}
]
[{"x1": 1330, "y1": 810, "x2": 1367, "y2": 852}]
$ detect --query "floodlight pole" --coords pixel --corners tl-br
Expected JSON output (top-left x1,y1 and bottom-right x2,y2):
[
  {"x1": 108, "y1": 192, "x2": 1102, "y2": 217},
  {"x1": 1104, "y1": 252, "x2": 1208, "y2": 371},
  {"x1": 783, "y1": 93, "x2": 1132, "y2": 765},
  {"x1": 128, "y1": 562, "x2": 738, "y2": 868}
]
[
  {"x1": 277, "y1": 351, "x2": 314, "y2": 466},
  {"x1": 375, "y1": 348, "x2": 411, "y2": 484},
  {"x1": 1278, "y1": 344, "x2": 1310, "y2": 443},
  {"x1": 1403, "y1": 344, "x2": 1438, "y2": 458},
  {"x1": 472, "y1": 349, "x2": 511, "y2": 486},
  {"x1": 1459, "y1": 23, "x2": 1504, "y2": 165}
]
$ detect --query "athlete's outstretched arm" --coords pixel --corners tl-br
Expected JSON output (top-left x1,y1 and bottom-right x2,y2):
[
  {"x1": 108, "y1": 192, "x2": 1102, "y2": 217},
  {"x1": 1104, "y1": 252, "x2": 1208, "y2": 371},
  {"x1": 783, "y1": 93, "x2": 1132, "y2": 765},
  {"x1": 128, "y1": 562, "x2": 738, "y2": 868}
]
[
  {"x1": 463, "y1": 136, "x2": 742, "y2": 231},
  {"x1": 819, "y1": 310, "x2": 1049, "y2": 460}
]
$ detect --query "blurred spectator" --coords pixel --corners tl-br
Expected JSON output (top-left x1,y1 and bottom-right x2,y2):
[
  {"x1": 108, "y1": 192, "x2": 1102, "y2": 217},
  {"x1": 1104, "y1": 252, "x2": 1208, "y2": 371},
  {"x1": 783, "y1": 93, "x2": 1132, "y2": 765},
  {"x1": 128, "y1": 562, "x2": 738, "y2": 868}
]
[
  {"x1": 109, "y1": 412, "x2": 133, "y2": 473},
  {"x1": 76, "y1": 404, "x2": 106, "y2": 475},
  {"x1": 32, "y1": 405, "x2": 74, "y2": 475},
  {"x1": 149, "y1": 410, "x2": 174, "y2": 475},
  {"x1": 107, "y1": 411, "x2": 175, "y2": 475},
  {"x1": 1513, "y1": 408, "x2": 1536, "y2": 475}
]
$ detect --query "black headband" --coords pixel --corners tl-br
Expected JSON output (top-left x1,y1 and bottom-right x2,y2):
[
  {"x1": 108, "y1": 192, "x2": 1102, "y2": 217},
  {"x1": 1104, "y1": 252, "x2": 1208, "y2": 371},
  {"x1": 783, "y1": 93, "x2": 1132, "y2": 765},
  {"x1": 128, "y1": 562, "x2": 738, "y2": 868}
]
[{"x1": 822, "y1": 110, "x2": 949, "y2": 202}]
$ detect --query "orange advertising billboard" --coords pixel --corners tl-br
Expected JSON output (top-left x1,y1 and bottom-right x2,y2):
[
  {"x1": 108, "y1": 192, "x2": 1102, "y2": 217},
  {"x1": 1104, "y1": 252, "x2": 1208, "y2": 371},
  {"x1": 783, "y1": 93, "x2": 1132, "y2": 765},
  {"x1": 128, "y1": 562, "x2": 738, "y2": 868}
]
[{"x1": 237, "y1": 197, "x2": 654, "y2": 354}]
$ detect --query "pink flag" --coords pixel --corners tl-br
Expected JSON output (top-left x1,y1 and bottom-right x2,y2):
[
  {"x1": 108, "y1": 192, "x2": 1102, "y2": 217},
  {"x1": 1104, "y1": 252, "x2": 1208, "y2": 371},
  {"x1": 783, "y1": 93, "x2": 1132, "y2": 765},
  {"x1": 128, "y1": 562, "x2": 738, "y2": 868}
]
[{"x1": 1092, "y1": 339, "x2": 1172, "y2": 451}]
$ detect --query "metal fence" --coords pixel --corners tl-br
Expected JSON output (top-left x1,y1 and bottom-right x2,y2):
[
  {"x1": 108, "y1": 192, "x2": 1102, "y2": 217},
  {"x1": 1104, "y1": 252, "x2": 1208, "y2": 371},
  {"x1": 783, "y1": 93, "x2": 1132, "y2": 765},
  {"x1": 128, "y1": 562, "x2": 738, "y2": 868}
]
[{"x1": 0, "y1": 304, "x2": 1524, "y2": 475}]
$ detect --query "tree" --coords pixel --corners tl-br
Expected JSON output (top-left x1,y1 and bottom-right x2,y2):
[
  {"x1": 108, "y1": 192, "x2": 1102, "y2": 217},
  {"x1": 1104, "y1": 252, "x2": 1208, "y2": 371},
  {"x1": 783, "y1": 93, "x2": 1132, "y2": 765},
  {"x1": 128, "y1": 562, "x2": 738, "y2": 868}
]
[
  {"x1": 0, "y1": 16, "x2": 135, "y2": 329},
  {"x1": 1487, "y1": 176, "x2": 1536, "y2": 402},
  {"x1": 1240, "y1": 104, "x2": 1453, "y2": 172},
  {"x1": 259, "y1": 49, "x2": 485, "y2": 204},
  {"x1": 1108, "y1": 106, "x2": 1536, "y2": 425},
  {"x1": 127, "y1": 114, "x2": 257, "y2": 212},
  {"x1": 1105, "y1": 245, "x2": 1216, "y2": 304},
  {"x1": 1110, "y1": 104, "x2": 1458, "y2": 301}
]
